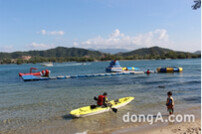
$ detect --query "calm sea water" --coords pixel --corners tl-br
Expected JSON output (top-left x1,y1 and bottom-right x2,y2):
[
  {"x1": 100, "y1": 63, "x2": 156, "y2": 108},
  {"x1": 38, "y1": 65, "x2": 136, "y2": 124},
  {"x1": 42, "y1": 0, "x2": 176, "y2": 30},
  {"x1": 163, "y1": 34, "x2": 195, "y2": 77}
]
[{"x1": 0, "y1": 59, "x2": 201, "y2": 133}]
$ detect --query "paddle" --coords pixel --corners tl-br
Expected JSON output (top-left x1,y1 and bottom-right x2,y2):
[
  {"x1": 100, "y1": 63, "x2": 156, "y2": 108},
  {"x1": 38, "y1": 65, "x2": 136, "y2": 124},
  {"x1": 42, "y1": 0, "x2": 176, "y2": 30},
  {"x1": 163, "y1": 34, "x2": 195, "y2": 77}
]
[
  {"x1": 107, "y1": 103, "x2": 118, "y2": 113},
  {"x1": 111, "y1": 107, "x2": 118, "y2": 113}
]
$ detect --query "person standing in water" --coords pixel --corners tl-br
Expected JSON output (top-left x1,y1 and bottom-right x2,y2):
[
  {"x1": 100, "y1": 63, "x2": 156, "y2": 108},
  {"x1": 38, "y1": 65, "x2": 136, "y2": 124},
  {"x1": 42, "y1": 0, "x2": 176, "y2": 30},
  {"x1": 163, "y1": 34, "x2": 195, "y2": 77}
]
[{"x1": 166, "y1": 91, "x2": 174, "y2": 115}]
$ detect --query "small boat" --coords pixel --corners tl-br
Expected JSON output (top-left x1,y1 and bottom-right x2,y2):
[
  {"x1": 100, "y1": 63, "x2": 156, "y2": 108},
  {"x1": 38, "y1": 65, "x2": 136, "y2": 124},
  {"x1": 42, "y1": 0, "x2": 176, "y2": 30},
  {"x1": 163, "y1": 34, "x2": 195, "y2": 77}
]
[
  {"x1": 106, "y1": 60, "x2": 123, "y2": 72},
  {"x1": 70, "y1": 97, "x2": 134, "y2": 117},
  {"x1": 157, "y1": 67, "x2": 183, "y2": 73},
  {"x1": 41, "y1": 62, "x2": 53, "y2": 67},
  {"x1": 19, "y1": 67, "x2": 51, "y2": 81},
  {"x1": 106, "y1": 60, "x2": 139, "y2": 73},
  {"x1": 19, "y1": 67, "x2": 41, "y2": 77}
]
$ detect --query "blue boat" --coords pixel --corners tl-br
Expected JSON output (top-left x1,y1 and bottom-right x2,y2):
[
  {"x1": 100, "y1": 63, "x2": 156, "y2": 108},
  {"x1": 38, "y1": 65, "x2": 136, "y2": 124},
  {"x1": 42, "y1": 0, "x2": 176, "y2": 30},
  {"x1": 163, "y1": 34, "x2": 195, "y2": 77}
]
[
  {"x1": 106, "y1": 60, "x2": 140, "y2": 72},
  {"x1": 106, "y1": 60, "x2": 123, "y2": 72}
]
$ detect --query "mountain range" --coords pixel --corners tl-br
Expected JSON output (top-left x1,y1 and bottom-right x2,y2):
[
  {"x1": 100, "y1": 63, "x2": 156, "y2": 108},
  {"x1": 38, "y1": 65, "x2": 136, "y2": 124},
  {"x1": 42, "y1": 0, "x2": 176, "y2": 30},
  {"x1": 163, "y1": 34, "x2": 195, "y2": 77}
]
[
  {"x1": 194, "y1": 50, "x2": 201, "y2": 54},
  {"x1": 96, "y1": 48, "x2": 129, "y2": 54},
  {"x1": 0, "y1": 47, "x2": 103, "y2": 60},
  {"x1": 0, "y1": 46, "x2": 200, "y2": 64}
]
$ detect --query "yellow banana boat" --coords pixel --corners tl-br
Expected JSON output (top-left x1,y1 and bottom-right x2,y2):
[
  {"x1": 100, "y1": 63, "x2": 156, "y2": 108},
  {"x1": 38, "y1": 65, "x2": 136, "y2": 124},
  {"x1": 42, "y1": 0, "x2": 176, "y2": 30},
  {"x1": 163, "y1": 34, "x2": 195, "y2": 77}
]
[{"x1": 70, "y1": 96, "x2": 134, "y2": 117}]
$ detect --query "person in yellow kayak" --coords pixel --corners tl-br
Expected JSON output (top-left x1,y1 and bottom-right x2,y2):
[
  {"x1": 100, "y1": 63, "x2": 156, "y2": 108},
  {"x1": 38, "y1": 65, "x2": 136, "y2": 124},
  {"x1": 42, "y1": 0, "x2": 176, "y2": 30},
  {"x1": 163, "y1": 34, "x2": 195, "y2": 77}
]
[
  {"x1": 94, "y1": 92, "x2": 108, "y2": 107},
  {"x1": 93, "y1": 92, "x2": 117, "y2": 113},
  {"x1": 166, "y1": 91, "x2": 174, "y2": 115}
]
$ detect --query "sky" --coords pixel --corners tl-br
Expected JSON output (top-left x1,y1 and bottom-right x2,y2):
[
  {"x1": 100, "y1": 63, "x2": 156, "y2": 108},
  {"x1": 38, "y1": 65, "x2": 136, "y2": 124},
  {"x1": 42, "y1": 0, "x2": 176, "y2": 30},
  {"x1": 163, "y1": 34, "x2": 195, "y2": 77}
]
[{"x1": 0, "y1": 0, "x2": 201, "y2": 52}]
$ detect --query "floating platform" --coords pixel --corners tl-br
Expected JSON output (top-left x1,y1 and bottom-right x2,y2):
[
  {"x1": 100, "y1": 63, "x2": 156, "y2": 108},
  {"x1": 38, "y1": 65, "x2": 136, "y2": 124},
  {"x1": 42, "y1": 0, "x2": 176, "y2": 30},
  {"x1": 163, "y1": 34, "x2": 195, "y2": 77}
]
[
  {"x1": 157, "y1": 67, "x2": 183, "y2": 73},
  {"x1": 21, "y1": 75, "x2": 50, "y2": 81},
  {"x1": 21, "y1": 71, "x2": 144, "y2": 81}
]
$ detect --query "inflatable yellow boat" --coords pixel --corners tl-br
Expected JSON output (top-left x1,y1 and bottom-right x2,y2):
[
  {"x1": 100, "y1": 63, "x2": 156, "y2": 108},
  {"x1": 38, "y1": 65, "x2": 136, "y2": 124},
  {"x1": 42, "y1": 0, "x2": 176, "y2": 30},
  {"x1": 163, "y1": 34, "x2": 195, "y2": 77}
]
[{"x1": 157, "y1": 67, "x2": 183, "y2": 73}]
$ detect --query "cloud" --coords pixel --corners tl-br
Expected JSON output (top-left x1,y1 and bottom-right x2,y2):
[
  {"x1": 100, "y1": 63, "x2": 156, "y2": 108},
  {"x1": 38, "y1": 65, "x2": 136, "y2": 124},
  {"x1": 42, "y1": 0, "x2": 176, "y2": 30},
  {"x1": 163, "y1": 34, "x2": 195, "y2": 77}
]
[
  {"x1": 74, "y1": 29, "x2": 171, "y2": 50},
  {"x1": 49, "y1": 30, "x2": 65, "y2": 35},
  {"x1": 28, "y1": 42, "x2": 55, "y2": 50},
  {"x1": 41, "y1": 29, "x2": 46, "y2": 35},
  {"x1": 38, "y1": 29, "x2": 65, "y2": 35},
  {"x1": 0, "y1": 45, "x2": 14, "y2": 52}
]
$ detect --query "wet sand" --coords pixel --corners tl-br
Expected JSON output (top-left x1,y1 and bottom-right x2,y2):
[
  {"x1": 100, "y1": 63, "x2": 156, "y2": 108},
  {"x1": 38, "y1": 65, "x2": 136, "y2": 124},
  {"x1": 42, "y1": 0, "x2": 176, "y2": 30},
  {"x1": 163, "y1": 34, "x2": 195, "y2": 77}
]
[
  {"x1": 139, "y1": 119, "x2": 201, "y2": 134},
  {"x1": 1, "y1": 106, "x2": 200, "y2": 134},
  {"x1": 91, "y1": 106, "x2": 201, "y2": 134}
]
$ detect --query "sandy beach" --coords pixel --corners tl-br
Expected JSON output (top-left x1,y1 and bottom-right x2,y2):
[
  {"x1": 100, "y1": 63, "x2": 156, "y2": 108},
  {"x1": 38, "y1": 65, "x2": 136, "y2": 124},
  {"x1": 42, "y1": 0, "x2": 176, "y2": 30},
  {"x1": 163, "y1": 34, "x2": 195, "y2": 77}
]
[
  {"x1": 140, "y1": 119, "x2": 201, "y2": 134},
  {"x1": 139, "y1": 107, "x2": 201, "y2": 134},
  {"x1": 90, "y1": 106, "x2": 201, "y2": 134},
  {"x1": 86, "y1": 120, "x2": 201, "y2": 134},
  {"x1": 3, "y1": 106, "x2": 200, "y2": 134}
]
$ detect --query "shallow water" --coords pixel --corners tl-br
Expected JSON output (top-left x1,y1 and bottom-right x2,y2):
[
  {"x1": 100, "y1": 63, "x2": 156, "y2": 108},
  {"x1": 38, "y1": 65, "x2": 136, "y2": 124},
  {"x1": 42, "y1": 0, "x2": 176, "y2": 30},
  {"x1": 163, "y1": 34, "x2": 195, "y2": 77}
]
[{"x1": 0, "y1": 59, "x2": 201, "y2": 134}]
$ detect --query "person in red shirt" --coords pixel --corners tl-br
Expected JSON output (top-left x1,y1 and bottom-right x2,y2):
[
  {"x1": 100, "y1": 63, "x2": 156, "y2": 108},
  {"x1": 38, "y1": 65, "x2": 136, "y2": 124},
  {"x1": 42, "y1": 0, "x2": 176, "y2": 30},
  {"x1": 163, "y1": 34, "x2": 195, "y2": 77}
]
[
  {"x1": 146, "y1": 69, "x2": 150, "y2": 74},
  {"x1": 94, "y1": 92, "x2": 108, "y2": 107}
]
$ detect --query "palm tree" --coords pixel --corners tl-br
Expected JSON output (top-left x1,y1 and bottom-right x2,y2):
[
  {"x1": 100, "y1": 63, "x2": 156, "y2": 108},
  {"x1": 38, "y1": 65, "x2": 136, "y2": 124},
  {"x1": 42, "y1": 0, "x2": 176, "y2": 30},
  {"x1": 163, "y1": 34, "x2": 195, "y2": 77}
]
[{"x1": 192, "y1": 0, "x2": 201, "y2": 10}]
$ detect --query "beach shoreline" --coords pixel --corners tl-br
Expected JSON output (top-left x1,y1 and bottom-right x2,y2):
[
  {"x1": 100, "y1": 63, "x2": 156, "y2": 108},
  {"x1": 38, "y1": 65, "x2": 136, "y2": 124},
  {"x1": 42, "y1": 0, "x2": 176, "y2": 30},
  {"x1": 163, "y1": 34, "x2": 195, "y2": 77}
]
[
  {"x1": 138, "y1": 119, "x2": 201, "y2": 134},
  {"x1": 1, "y1": 105, "x2": 201, "y2": 134},
  {"x1": 90, "y1": 106, "x2": 201, "y2": 134}
]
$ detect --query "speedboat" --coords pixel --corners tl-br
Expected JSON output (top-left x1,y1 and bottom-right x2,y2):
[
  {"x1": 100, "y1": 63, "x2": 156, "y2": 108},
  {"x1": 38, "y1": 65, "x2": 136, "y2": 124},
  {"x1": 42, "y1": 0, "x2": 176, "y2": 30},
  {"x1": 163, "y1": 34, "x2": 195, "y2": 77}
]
[{"x1": 41, "y1": 62, "x2": 53, "y2": 67}]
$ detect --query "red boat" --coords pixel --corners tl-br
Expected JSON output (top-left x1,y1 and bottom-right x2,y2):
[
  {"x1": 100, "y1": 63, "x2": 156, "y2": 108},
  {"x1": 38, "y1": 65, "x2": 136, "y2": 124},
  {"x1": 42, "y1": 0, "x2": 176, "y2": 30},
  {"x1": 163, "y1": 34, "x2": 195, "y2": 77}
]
[{"x1": 19, "y1": 67, "x2": 50, "y2": 77}]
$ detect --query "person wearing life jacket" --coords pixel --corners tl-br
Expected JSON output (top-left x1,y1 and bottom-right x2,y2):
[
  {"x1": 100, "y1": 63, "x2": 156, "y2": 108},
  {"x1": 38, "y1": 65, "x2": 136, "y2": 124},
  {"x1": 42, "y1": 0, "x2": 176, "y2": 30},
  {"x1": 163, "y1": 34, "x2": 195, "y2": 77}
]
[
  {"x1": 45, "y1": 69, "x2": 50, "y2": 77},
  {"x1": 94, "y1": 92, "x2": 108, "y2": 107},
  {"x1": 166, "y1": 91, "x2": 174, "y2": 115},
  {"x1": 146, "y1": 69, "x2": 150, "y2": 74},
  {"x1": 125, "y1": 67, "x2": 128, "y2": 71},
  {"x1": 41, "y1": 70, "x2": 45, "y2": 76},
  {"x1": 41, "y1": 69, "x2": 50, "y2": 77}
]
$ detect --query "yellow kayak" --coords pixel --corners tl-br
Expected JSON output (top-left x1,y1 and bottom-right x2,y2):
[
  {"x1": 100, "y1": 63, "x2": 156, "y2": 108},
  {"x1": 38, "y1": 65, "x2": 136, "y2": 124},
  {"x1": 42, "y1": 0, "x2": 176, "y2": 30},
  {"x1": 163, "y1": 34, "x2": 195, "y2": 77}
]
[{"x1": 70, "y1": 96, "x2": 134, "y2": 117}]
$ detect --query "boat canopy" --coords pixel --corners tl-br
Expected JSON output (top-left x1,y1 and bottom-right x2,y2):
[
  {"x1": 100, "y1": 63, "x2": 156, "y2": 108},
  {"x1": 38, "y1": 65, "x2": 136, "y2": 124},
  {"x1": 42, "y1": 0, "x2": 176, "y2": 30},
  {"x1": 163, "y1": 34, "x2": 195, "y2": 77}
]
[{"x1": 108, "y1": 60, "x2": 121, "y2": 68}]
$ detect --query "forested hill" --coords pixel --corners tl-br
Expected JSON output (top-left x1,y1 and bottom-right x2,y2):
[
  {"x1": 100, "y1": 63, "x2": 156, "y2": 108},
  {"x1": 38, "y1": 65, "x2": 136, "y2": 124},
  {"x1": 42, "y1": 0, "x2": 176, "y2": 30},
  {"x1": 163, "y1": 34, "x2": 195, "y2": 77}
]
[
  {"x1": 0, "y1": 46, "x2": 200, "y2": 64},
  {"x1": 116, "y1": 46, "x2": 199, "y2": 59},
  {"x1": 0, "y1": 47, "x2": 104, "y2": 59}
]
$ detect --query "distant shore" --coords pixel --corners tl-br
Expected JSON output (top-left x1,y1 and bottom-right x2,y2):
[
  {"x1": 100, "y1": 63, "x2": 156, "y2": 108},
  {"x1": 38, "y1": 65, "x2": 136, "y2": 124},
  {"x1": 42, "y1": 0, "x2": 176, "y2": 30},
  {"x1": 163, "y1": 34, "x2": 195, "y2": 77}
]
[
  {"x1": 0, "y1": 57, "x2": 201, "y2": 65},
  {"x1": 0, "y1": 46, "x2": 200, "y2": 64}
]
